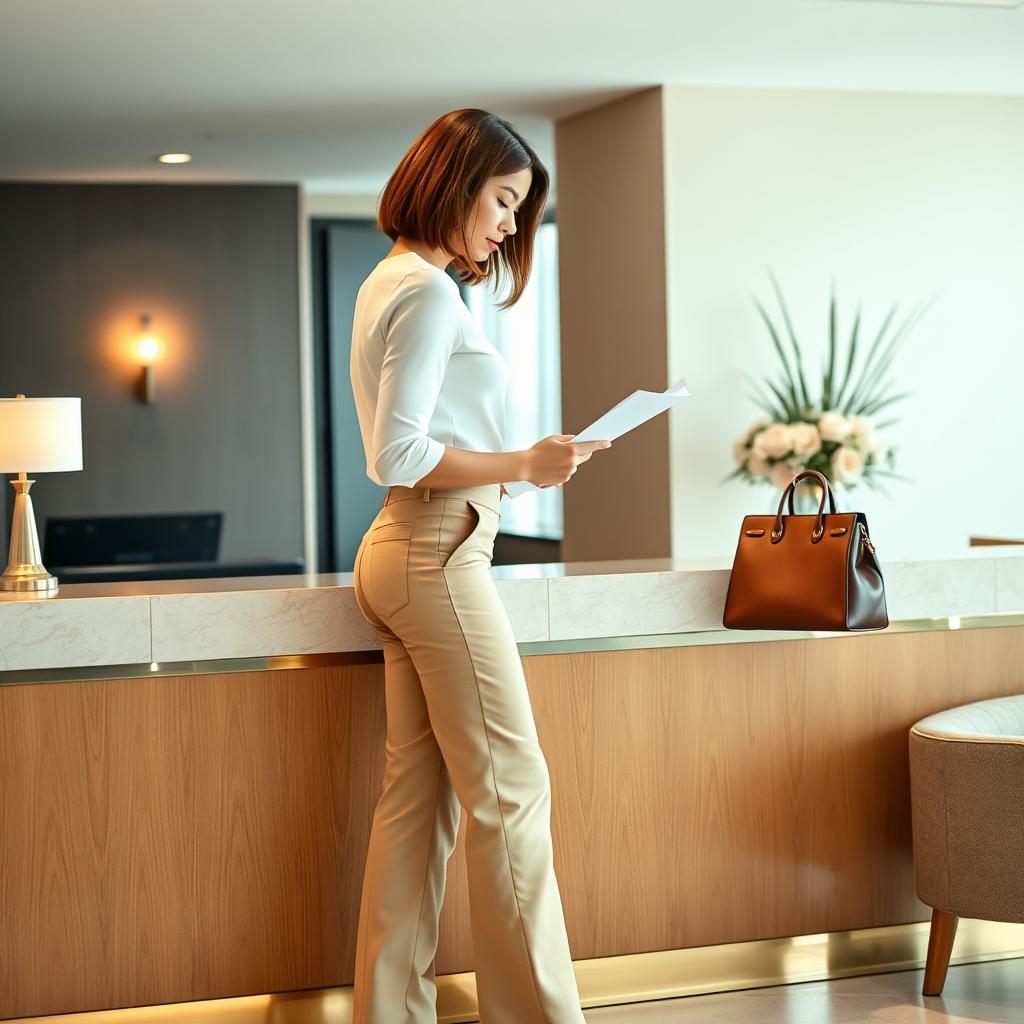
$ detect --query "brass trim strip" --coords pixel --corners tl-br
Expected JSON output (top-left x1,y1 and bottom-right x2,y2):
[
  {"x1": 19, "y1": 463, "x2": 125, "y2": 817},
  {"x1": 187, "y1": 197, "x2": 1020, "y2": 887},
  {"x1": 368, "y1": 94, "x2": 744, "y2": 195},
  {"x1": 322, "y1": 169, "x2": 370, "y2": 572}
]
[
  {"x1": 3, "y1": 613, "x2": 1023, "y2": 687},
  {"x1": 0, "y1": 650, "x2": 383, "y2": 687},
  {"x1": 560, "y1": 918, "x2": 1024, "y2": 1010},
  {"x1": 14, "y1": 920, "x2": 1024, "y2": 1023},
  {"x1": 518, "y1": 612, "x2": 1024, "y2": 656}
]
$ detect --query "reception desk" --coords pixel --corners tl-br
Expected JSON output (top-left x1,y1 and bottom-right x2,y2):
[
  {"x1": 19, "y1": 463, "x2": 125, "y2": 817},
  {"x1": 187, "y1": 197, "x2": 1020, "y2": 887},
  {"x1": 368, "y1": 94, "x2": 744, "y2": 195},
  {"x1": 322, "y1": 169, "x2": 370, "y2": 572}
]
[{"x1": 3, "y1": 549, "x2": 1024, "y2": 1020}]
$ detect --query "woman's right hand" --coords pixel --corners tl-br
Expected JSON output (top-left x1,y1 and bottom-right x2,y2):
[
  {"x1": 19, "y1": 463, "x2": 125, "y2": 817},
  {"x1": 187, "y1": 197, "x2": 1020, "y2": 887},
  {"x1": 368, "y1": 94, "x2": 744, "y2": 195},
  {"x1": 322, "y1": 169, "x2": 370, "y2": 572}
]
[{"x1": 525, "y1": 434, "x2": 612, "y2": 488}]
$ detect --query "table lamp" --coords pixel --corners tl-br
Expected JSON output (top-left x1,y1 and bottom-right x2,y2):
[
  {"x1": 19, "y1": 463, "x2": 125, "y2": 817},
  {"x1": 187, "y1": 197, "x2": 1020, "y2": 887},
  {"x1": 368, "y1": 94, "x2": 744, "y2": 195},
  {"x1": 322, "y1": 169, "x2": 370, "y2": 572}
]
[{"x1": 0, "y1": 394, "x2": 83, "y2": 597}]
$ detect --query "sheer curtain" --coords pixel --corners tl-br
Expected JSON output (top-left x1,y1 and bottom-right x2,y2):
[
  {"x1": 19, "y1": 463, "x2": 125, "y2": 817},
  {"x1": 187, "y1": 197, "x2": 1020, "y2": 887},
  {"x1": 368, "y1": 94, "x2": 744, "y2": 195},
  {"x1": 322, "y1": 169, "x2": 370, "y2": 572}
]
[{"x1": 461, "y1": 221, "x2": 562, "y2": 540}]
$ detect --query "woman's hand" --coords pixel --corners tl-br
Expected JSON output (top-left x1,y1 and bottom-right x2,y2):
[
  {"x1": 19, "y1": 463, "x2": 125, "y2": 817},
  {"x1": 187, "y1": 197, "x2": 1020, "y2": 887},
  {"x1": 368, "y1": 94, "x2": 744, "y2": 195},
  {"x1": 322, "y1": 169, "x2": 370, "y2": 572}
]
[{"x1": 524, "y1": 434, "x2": 612, "y2": 488}]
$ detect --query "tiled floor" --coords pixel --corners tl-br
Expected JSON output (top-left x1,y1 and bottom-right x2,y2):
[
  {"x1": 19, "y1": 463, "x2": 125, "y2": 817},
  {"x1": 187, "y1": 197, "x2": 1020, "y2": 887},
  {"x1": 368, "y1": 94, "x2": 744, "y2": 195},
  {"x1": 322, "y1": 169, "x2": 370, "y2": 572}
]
[{"x1": 582, "y1": 957, "x2": 1024, "y2": 1023}]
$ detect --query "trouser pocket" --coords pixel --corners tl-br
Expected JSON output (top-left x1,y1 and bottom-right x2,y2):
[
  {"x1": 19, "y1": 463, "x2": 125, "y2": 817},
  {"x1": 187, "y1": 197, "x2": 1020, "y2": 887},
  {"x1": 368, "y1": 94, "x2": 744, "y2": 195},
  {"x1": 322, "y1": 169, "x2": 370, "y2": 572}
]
[
  {"x1": 362, "y1": 520, "x2": 415, "y2": 617},
  {"x1": 441, "y1": 500, "x2": 495, "y2": 569}
]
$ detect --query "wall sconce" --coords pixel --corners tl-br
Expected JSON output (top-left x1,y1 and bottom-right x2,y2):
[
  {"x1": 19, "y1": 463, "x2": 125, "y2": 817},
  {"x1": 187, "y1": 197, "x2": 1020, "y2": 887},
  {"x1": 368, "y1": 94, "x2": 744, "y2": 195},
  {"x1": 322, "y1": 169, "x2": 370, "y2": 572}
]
[{"x1": 134, "y1": 313, "x2": 165, "y2": 403}]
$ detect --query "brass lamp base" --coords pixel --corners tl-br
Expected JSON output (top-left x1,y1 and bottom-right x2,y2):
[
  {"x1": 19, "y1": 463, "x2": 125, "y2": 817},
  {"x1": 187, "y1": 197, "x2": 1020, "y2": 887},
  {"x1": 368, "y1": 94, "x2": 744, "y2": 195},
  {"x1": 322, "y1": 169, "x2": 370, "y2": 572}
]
[{"x1": 0, "y1": 475, "x2": 59, "y2": 597}]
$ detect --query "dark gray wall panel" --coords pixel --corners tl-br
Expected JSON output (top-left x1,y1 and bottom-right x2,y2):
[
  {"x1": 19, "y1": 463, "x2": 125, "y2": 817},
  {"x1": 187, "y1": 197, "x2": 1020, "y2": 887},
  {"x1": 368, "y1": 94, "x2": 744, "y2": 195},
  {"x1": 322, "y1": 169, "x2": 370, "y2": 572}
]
[{"x1": 0, "y1": 183, "x2": 302, "y2": 565}]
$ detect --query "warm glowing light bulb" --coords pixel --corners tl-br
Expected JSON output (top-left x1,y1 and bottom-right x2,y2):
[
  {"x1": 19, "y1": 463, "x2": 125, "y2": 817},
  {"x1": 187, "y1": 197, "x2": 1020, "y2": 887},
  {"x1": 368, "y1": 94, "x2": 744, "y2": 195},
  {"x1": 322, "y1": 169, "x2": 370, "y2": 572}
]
[
  {"x1": 135, "y1": 314, "x2": 164, "y2": 366},
  {"x1": 157, "y1": 152, "x2": 192, "y2": 164},
  {"x1": 134, "y1": 314, "x2": 163, "y2": 403},
  {"x1": 137, "y1": 336, "x2": 161, "y2": 364}
]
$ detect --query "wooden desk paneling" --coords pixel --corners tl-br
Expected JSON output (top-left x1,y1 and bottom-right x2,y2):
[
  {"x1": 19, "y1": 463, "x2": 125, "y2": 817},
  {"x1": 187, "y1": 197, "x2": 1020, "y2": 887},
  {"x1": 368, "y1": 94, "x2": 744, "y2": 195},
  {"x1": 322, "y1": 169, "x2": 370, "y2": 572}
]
[{"x1": 2, "y1": 626, "x2": 1022, "y2": 1018}]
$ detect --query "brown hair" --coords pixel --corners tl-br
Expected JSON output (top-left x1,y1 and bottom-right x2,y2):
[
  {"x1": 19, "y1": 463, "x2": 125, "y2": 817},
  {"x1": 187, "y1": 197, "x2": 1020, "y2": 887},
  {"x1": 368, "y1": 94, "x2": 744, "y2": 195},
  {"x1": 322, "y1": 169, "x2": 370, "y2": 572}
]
[{"x1": 377, "y1": 108, "x2": 550, "y2": 310}]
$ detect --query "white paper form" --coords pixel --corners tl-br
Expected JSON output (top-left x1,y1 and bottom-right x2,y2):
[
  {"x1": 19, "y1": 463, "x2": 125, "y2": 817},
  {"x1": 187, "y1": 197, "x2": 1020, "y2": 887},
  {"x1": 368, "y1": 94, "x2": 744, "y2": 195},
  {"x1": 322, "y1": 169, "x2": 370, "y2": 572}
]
[{"x1": 503, "y1": 376, "x2": 691, "y2": 498}]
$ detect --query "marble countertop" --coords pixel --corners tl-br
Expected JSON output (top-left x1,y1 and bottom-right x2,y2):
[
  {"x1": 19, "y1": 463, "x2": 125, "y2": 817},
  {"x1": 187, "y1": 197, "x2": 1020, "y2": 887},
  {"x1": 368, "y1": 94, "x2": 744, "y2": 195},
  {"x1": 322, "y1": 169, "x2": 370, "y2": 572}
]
[{"x1": 1, "y1": 548, "x2": 1023, "y2": 674}]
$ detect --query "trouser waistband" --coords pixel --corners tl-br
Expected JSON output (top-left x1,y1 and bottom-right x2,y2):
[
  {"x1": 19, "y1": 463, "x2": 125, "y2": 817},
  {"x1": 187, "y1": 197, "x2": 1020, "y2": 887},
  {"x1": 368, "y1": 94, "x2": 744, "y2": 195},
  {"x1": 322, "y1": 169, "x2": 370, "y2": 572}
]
[{"x1": 384, "y1": 482, "x2": 502, "y2": 514}]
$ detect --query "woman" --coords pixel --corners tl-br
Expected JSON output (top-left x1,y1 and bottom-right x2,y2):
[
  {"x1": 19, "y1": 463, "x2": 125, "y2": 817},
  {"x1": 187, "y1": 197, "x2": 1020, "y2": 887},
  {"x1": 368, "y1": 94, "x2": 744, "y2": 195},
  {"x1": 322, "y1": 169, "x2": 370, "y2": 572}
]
[{"x1": 348, "y1": 108, "x2": 611, "y2": 1023}]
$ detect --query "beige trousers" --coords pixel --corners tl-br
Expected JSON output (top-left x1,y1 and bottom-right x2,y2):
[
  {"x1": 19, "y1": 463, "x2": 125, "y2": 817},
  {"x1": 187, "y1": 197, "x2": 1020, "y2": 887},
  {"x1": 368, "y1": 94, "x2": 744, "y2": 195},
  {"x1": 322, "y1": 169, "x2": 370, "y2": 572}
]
[{"x1": 350, "y1": 482, "x2": 586, "y2": 1024}]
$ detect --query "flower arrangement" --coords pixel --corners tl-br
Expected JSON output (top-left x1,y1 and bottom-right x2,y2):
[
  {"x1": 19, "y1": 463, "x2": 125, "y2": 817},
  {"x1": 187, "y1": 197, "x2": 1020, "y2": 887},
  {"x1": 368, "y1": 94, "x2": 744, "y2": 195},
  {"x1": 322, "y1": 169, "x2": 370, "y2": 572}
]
[{"x1": 726, "y1": 272, "x2": 932, "y2": 507}]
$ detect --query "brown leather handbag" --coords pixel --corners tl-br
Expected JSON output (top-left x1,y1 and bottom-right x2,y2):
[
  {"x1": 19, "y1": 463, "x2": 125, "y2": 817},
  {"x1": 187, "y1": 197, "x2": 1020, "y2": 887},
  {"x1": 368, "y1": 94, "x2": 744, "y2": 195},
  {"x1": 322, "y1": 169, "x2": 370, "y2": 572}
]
[{"x1": 723, "y1": 469, "x2": 888, "y2": 632}]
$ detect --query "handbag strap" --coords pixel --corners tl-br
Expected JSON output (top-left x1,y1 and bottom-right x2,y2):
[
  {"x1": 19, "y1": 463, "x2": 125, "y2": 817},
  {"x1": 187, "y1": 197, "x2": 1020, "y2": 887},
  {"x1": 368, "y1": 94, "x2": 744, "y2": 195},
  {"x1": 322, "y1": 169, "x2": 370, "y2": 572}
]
[
  {"x1": 786, "y1": 470, "x2": 837, "y2": 516},
  {"x1": 772, "y1": 469, "x2": 838, "y2": 544}
]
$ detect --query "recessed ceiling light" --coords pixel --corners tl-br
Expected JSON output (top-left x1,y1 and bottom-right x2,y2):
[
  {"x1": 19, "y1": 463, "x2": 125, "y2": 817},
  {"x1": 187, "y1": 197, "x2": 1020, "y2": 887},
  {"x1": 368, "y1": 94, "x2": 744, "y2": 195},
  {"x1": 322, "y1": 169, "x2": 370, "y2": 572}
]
[{"x1": 156, "y1": 153, "x2": 192, "y2": 164}]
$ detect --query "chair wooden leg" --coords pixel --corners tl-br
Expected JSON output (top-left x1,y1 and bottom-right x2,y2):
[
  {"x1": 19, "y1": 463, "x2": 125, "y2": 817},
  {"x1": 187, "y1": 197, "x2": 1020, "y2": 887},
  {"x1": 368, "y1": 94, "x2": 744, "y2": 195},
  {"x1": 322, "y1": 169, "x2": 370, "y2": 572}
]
[{"x1": 923, "y1": 907, "x2": 959, "y2": 996}]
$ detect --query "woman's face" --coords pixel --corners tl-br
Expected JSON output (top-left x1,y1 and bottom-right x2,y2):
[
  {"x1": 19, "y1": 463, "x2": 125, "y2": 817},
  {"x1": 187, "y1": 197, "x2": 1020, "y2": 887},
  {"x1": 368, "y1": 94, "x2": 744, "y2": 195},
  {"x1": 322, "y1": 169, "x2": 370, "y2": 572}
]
[{"x1": 464, "y1": 167, "x2": 533, "y2": 263}]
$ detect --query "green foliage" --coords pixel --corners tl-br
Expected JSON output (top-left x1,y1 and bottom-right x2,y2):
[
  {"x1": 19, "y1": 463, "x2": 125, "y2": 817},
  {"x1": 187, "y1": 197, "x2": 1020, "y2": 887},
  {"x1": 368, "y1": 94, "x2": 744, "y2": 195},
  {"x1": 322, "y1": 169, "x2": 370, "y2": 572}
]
[
  {"x1": 754, "y1": 271, "x2": 932, "y2": 424},
  {"x1": 761, "y1": 272, "x2": 929, "y2": 423},
  {"x1": 724, "y1": 271, "x2": 936, "y2": 494}
]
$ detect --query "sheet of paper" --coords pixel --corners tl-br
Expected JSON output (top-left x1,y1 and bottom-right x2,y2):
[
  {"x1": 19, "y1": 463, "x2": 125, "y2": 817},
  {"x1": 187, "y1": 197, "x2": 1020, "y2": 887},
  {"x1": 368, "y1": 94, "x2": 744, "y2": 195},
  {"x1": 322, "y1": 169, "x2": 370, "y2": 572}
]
[{"x1": 503, "y1": 376, "x2": 690, "y2": 498}]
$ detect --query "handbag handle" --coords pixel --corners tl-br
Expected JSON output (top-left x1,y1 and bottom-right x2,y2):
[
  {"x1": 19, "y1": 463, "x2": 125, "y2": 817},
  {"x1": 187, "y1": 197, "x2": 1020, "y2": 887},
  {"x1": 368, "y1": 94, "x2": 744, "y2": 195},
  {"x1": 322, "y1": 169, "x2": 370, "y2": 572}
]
[
  {"x1": 785, "y1": 469, "x2": 837, "y2": 516},
  {"x1": 771, "y1": 469, "x2": 837, "y2": 544}
]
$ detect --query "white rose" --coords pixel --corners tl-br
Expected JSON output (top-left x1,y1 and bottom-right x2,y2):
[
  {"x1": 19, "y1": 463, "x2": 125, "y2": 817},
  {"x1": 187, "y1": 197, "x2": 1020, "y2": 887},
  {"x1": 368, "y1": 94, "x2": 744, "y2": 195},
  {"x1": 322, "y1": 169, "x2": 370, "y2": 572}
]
[
  {"x1": 789, "y1": 422, "x2": 822, "y2": 460},
  {"x1": 732, "y1": 435, "x2": 751, "y2": 465},
  {"x1": 752, "y1": 423, "x2": 794, "y2": 460},
  {"x1": 748, "y1": 414, "x2": 772, "y2": 436},
  {"x1": 818, "y1": 410, "x2": 853, "y2": 444},
  {"x1": 849, "y1": 414, "x2": 883, "y2": 456},
  {"x1": 769, "y1": 460, "x2": 802, "y2": 491},
  {"x1": 831, "y1": 445, "x2": 865, "y2": 484},
  {"x1": 747, "y1": 454, "x2": 770, "y2": 479}
]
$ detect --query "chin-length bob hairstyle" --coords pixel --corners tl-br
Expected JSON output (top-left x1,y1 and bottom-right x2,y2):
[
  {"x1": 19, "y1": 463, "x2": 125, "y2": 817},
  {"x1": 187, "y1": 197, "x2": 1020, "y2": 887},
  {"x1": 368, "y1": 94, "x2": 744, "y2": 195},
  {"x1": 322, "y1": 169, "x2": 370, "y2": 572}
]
[{"x1": 377, "y1": 108, "x2": 550, "y2": 310}]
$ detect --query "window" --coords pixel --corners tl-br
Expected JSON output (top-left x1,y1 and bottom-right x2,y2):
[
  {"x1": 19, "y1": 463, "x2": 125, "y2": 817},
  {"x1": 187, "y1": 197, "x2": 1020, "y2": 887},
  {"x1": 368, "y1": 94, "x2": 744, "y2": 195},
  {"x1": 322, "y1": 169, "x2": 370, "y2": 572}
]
[{"x1": 461, "y1": 220, "x2": 562, "y2": 539}]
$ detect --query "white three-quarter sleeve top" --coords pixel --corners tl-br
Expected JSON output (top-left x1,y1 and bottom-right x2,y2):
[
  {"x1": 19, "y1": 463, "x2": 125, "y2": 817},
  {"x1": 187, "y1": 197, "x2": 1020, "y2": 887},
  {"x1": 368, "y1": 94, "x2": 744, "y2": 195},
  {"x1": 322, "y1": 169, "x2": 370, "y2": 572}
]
[{"x1": 350, "y1": 250, "x2": 509, "y2": 488}]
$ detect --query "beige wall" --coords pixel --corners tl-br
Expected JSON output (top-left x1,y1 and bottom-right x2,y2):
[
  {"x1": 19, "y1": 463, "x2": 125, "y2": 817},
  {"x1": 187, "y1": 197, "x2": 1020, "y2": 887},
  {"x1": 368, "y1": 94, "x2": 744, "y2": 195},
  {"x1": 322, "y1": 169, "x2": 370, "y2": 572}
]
[
  {"x1": 554, "y1": 88, "x2": 673, "y2": 562},
  {"x1": 662, "y1": 83, "x2": 1024, "y2": 561},
  {"x1": 303, "y1": 192, "x2": 380, "y2": 218},
  {"x1": 555, "y1": 83, "x2": 1024, "y2": 562}
]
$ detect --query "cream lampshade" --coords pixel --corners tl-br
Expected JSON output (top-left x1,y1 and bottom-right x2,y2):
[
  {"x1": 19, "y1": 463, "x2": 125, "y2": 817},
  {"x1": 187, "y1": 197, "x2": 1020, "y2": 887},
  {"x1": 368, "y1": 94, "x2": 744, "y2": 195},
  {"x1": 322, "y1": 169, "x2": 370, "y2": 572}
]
[{"x1": 0, "y1": 395, "x2": 83, "y2": 597}]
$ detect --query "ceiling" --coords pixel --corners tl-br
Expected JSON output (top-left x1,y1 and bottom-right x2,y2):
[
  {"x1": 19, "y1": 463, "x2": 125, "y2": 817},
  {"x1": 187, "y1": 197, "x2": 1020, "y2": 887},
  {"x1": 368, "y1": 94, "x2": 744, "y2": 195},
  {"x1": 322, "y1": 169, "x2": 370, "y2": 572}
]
[{"x1": 1, "y1": 0, "x2": 1023, "y2": 196}]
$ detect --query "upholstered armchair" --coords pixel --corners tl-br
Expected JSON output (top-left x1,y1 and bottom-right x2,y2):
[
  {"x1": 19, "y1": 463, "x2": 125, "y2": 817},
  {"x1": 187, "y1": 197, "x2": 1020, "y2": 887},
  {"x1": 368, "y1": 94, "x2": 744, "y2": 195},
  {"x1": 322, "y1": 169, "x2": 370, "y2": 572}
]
[{"x1": 908, "y1": 694, "x2": 1024, "y2": 995}]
